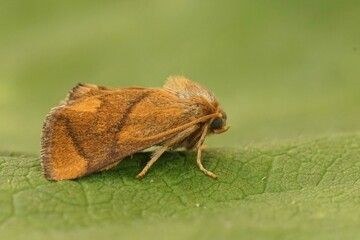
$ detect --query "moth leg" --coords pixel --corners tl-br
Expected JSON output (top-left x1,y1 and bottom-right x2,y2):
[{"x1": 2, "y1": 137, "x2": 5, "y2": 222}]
[
  {"x1": 136, "y1": 146, "x2": 168, "y2": 179},
  {"x1": 197, "y1": 147, "x2": 217, "y2": 179},
  {"x1": 136, "y1": 125, "x2": 200, "y2": 179},
  {"x1": 196, "y1": 124, "x2": 217, "y2": 179}
]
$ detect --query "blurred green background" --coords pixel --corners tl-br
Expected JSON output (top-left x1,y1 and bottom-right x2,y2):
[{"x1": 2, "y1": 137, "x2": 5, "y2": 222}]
[{"x1": 0, "y1": 0, "x2": 359, "y2": 154}]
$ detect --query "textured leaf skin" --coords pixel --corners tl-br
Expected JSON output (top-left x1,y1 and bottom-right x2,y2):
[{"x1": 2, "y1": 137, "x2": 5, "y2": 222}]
[{"x1": 1, "y1": 134, "x2": 360, "y2": 240}]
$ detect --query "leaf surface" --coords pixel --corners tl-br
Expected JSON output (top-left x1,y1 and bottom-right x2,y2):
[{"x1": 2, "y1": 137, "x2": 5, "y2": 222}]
[{"x1": 1, "y1": 134, "x2": 360, "y2": 240}]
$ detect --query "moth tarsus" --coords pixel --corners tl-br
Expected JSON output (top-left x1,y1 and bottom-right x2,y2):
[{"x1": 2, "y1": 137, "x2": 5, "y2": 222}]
[{"x1": 41, "y1": 76, "x2": 229, "y2": 180}]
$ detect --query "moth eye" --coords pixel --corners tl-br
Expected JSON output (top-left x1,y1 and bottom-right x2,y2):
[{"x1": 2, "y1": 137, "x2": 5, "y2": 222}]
[{"x1": 210, "y1": 117, "x2": 223, "y2": 130}]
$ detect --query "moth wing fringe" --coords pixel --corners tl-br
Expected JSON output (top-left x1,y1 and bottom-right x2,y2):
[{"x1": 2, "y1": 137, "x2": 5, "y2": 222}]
[{"x1": 40, "y1": 104, "x2": 65, "y2": 180}]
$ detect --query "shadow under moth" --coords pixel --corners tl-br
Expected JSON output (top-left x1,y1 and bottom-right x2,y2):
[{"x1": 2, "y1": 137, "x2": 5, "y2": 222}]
[{"x1": 41, "y1": 76, "x2": 229, "y2": 180}]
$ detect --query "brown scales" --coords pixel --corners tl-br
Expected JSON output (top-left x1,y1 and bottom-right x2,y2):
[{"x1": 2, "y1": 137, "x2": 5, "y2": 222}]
[{"x1": 40, "y1": 76, "x2": 229, "y2": 180}]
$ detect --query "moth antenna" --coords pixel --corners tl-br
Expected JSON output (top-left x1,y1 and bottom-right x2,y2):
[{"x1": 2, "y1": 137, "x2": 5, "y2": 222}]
[{"x1": 133, "y1": 113, "x2": 222, "y2": 142}]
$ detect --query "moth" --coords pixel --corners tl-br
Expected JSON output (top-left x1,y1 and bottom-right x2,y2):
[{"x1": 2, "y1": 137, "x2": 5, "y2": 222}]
[{"x1": 41, "y1": 76, "x2": 229, "y2": 180}]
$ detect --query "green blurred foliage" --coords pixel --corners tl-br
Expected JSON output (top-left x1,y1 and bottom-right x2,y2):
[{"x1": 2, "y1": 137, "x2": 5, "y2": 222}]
[{"x1": 0, "y1": 0, "x2": 359, "y2": 153}]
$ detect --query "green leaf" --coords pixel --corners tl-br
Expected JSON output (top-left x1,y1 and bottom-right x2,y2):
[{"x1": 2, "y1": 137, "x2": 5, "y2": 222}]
[{"x1": 1, "y1": 134, "x2": 360, "y2": 240}]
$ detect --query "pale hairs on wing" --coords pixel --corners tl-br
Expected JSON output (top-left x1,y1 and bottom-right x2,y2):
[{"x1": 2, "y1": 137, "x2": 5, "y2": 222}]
[{"x1": 163, "y1": 76, "x2": 217, "y2": 103}]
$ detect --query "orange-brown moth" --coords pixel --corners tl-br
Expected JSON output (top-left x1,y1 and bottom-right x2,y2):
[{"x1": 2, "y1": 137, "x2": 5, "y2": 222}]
[{"x1": 41, "y1": 76, "x2": 229, "y2": 180}]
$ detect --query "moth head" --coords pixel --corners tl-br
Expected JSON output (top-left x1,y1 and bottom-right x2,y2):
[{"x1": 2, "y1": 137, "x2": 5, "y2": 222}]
[{"x1": 209, "y1": 110, "x2": 229, "y2": 134}]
